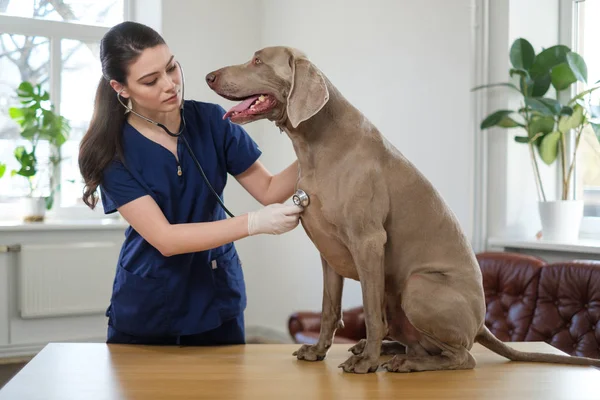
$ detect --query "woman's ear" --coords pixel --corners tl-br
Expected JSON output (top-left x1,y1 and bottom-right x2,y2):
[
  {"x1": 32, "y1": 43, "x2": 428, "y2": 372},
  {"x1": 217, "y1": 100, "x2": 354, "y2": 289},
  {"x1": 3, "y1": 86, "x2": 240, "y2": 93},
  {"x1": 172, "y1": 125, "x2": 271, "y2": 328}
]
[{"x1": 110, "y1": 79, "x2": 128, "y2": 98}]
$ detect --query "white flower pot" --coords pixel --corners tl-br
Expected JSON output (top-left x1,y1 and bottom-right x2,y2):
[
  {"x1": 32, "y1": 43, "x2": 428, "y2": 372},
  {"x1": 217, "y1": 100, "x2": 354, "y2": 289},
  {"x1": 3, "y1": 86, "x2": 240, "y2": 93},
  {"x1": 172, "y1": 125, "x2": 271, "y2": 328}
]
[
  {"x1": 538, "y1": 200, "x2": 584, "y2": 242},
  {"x1": 21, "y1": 196, "x2": 46, "y2": 222}
]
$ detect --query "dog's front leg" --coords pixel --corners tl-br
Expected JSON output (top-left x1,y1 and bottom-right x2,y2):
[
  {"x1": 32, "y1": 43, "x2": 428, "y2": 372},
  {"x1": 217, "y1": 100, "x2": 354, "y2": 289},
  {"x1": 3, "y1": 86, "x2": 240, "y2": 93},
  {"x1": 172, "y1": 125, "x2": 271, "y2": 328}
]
[
  {"x1": 293, "y1": 255, "x2": 344, "y2": 361},
  {"x1": 338, "y1": 231, "x2": 387, "y2": 373}
]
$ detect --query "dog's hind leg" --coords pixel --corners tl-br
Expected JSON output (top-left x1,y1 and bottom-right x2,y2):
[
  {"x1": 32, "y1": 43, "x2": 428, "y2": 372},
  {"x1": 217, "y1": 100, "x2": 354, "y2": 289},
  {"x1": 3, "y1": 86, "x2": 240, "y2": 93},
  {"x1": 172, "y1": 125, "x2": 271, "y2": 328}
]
[
  {"x1": 382, "y1": 272, "x2": 484, "y2": 373},
  {"x1": 348, "y1": 339, "x2": 406, "y2": 356},
  {"x1": 382, "y1": 344, "x2": 476, "y2": 372},
  {"x1": 293, "y1": 256, "x2": 344, "y2": 361}
]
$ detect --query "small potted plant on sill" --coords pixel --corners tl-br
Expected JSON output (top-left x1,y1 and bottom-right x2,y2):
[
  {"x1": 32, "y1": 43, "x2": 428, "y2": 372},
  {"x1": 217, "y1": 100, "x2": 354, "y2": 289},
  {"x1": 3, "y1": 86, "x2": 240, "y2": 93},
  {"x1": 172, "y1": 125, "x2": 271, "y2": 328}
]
[
  {"x1": 0, "y1": 82, "x2": 70, "y2": 222},
  {"x1": 473, "y1": 38, "x2": 600, "y2": 242}
]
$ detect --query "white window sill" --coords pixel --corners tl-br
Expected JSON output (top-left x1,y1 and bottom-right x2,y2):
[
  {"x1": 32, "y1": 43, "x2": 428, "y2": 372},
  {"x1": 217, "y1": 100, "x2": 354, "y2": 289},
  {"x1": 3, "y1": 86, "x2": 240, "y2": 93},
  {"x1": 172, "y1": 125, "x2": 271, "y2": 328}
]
[
  {"x1": 487, "y1": 236, "x2": 600, "y2": 255},
  {"x1": 0, "y1": 218, "x2": 128, "y2": 232}
]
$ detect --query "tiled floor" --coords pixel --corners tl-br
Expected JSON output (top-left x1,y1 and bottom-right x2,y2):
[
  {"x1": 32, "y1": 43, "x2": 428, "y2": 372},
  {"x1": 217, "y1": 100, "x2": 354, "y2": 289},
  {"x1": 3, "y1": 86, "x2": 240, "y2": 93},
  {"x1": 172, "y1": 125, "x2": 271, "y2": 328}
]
[{"x1": 0, "y1": 362, "x2": 28, "y2": 389}]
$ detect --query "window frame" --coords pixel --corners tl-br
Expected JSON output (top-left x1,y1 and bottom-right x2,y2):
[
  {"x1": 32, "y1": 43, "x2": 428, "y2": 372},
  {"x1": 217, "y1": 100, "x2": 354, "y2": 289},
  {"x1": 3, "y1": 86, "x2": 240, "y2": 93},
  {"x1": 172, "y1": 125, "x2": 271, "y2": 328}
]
[
  {"x1": 0, "y1": 1, "x2": 130, "y2": 218},
  {"x1": 560, "y1": 0, "x2": 600, "y2": 236}
]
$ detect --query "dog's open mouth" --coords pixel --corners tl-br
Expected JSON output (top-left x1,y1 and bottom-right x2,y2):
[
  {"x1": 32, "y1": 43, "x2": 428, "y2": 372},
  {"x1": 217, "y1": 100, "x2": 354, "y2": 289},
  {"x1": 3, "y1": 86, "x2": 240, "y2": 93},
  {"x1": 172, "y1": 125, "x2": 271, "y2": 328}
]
[{"x1": 222, "y1": 94, "x2": 277, "y2": 121}]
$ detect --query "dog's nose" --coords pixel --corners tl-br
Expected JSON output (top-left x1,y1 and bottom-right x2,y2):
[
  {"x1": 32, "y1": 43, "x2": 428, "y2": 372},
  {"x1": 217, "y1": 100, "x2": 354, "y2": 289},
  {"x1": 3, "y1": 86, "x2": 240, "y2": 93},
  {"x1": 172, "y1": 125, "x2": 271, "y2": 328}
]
[{"x1": 205, "y1": 72, "x2": 216, "y2": 85}]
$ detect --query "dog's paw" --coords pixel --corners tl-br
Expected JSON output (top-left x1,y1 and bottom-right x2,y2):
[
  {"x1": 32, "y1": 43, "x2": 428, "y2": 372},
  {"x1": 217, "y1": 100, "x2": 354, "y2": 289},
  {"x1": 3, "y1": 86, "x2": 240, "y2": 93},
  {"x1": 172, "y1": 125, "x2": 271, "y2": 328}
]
[
  {"x1": 381, "y1": 355, "x2": 412, "y2": 373},
  {"x1": 348, "y1": 339, "x2": 367, "y2": 355},
  {"x1": 338, "y1": 354, "x2": 379, "y2": 374},
  {"x1": 293, "y1": 344, "x2": 327, "y2": 361}
]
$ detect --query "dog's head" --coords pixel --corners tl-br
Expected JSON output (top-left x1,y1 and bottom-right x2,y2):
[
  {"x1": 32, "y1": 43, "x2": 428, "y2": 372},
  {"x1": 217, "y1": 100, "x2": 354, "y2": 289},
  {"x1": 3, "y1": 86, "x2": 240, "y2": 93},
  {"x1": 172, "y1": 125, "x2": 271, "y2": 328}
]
[{"x1": 206, "y1": 46, "x2": 329, "y2": 128}]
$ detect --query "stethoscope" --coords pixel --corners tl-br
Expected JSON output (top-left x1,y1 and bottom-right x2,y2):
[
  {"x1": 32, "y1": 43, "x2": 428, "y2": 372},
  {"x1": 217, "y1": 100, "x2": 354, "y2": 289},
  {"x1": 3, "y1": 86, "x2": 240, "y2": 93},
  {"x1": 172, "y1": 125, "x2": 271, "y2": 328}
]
[{"x1": 116, "y1": 61, "x2": 310, "y2": 219}]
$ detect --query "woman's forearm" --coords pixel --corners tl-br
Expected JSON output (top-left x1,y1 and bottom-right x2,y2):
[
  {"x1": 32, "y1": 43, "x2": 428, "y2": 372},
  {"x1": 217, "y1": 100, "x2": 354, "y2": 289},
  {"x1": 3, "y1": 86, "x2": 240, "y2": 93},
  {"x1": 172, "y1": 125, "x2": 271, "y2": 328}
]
[
  {"x1": 264, "y1": 160, "x2": 299, "y2": 205},
  {"x1": 161, "y1": 214, "x2": 249, "y2": 256}
]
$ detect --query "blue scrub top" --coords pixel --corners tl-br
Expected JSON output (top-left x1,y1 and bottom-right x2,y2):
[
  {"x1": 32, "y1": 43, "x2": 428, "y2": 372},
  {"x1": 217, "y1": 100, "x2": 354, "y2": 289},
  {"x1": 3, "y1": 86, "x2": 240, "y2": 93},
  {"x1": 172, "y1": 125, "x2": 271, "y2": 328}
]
[{"x1": 99, "y1": 100, "x2": 262, "y2": 338}]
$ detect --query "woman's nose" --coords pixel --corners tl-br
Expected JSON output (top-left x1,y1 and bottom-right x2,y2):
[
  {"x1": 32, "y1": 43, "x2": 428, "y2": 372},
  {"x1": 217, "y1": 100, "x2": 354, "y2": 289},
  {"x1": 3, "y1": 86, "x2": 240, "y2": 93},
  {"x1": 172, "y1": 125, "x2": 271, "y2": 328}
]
[{"x1": 164, "y1": 76, "x2": 177, "y2": 91}]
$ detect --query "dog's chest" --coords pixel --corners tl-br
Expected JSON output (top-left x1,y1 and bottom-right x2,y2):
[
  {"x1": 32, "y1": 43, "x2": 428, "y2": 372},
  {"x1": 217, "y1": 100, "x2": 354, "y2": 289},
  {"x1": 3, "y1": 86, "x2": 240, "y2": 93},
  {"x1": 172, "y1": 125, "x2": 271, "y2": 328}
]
[{"x1": 297, "y1": 182, "x2": 359, "y2": 281}]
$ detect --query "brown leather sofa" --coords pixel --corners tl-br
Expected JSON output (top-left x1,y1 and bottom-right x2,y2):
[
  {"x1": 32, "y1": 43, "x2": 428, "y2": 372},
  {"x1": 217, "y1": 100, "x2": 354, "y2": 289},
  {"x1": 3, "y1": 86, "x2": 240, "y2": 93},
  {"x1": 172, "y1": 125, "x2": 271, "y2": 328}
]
[{"x1": 288, "y1": 252, "x2": 600, "y2": 359}]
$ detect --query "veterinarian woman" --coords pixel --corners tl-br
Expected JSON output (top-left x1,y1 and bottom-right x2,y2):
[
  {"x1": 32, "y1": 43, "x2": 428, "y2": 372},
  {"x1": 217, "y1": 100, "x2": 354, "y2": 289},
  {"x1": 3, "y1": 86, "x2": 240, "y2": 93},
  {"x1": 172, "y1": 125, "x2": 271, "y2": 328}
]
[{"x1": 78, "y1": 21, "x2": 302, "y2": 345}]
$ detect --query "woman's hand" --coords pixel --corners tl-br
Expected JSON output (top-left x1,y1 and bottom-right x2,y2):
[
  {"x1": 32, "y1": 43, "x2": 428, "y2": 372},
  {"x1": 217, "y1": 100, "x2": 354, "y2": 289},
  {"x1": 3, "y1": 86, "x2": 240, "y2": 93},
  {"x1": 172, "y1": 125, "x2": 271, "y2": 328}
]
[{"x1": 247, "y1": 203, "x2": 303, "y2": 235}]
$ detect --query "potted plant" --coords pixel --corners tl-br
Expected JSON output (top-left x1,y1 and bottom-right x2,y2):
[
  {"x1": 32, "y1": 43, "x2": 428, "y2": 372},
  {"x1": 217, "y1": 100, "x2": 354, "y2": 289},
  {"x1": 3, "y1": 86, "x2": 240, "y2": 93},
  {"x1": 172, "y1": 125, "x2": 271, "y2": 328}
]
[
  {"x1": 0, "y1": 82, "x2": 70, "y2": 222},
  {"x1": 473, "y1": 38, "x2": 600, "y2": 242}
]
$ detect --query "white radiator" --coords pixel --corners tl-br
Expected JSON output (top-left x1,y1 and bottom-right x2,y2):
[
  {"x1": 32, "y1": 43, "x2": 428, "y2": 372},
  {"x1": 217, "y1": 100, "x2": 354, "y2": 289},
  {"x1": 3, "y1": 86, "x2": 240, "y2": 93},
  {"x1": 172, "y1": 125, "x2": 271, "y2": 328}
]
[{"x1": 18, "y1": 242, "x2": 119, "y2": 318}]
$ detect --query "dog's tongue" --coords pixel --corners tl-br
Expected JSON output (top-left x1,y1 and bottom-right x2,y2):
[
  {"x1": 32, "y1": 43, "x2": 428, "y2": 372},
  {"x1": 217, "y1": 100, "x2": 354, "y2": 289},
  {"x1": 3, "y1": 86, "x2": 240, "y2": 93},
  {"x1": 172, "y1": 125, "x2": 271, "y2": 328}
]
[{"x1": 223, "y1": 95, "x2": 260, "y2": 119}]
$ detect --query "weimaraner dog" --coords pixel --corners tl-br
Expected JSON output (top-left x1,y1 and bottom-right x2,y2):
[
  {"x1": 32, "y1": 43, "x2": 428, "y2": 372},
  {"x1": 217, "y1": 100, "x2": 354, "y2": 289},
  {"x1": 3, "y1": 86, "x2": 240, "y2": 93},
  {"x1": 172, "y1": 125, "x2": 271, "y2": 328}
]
[{"x1": 206, "y1": 46, "x2": 600, "y2": 373}]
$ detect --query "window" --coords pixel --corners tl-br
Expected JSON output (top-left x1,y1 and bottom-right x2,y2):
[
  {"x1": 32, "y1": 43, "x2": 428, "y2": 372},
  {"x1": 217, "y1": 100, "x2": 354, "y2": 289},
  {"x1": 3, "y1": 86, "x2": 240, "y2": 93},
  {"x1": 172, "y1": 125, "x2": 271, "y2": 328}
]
[
  {"x1": 0, "y1": 0, "x2": 126, "y2": 214},
  {"x1": 574, "y1": 0, "x2": 600, "y2": 233}
]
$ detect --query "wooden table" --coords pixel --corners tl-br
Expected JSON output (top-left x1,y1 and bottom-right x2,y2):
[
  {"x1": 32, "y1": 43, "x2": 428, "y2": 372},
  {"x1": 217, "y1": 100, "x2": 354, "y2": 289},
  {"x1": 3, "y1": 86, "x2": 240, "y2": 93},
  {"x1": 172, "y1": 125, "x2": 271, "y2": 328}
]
[{"x1": 0, "y1": 342, "x2": 598, "y2": 399}]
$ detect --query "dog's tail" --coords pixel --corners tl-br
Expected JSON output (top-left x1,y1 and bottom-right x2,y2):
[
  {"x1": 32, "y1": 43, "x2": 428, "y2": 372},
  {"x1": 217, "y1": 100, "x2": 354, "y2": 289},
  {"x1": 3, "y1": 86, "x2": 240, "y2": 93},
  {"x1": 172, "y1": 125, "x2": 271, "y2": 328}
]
[{"x1": 475, "y1": 326, "x2": 600, "y2": 367}]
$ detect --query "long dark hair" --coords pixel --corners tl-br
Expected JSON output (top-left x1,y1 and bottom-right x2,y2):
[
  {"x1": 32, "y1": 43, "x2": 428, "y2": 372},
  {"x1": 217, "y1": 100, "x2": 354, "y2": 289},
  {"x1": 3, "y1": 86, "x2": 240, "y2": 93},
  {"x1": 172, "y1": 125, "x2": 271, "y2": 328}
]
[{"x1": 79, "y1": 21, "x2": 165, "y2": 209}]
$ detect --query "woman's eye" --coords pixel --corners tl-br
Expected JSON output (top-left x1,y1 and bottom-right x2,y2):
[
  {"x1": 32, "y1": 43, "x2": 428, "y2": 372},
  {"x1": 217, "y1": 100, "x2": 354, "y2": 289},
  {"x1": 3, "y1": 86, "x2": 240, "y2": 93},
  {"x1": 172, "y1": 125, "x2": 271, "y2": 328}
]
[
  {"x1": 167, "y1": 64, "x2": 177, "y2": 72},
  {"x1": 144, "y1": 79, "x2": 157, "y2": 86}
]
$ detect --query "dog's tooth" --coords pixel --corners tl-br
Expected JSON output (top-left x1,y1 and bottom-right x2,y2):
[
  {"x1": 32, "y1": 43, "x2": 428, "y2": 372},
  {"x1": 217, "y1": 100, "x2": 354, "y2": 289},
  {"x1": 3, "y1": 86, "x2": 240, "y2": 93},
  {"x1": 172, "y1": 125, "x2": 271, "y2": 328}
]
[
  {"x1": 250, "y1": 105, "x2": 255, "y2": 109},
  {"x1": 259, "y1": 95, "x2": 265, "y2": 102}
]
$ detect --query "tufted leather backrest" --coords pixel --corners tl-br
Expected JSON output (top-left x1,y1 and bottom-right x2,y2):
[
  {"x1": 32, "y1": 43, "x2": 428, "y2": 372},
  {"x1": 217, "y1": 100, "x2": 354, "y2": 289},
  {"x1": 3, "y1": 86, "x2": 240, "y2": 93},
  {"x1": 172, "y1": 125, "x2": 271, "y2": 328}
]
[
  {"x1": 525, "y1": 261, "x2": 600, "y2": 358},
  {"x1": 476, "y1": 252, "x2": 546, "y2": 342}
]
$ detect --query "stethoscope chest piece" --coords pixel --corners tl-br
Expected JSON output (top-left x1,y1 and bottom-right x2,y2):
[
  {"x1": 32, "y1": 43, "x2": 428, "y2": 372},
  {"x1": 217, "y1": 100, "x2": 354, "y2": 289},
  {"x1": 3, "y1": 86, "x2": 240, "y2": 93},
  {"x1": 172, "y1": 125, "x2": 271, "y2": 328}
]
[{"x1": 293, "y1": 189, "x2": 310, "y2": 208}]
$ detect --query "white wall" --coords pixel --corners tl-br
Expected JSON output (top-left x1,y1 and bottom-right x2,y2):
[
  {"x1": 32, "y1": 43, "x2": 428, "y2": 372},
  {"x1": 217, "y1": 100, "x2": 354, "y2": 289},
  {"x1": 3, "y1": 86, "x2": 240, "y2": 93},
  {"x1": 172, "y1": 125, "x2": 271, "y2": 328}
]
[{"x1": 161, "y1": 0, "x2": 477, "y2": 336}]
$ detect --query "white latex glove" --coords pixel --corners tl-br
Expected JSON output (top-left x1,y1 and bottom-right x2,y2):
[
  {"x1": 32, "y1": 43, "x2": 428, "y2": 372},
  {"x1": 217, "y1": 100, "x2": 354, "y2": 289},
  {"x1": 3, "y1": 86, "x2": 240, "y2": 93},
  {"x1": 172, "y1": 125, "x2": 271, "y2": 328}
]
[{"x1": 247, "y1": 203, "x2": 303, "y2": 236}]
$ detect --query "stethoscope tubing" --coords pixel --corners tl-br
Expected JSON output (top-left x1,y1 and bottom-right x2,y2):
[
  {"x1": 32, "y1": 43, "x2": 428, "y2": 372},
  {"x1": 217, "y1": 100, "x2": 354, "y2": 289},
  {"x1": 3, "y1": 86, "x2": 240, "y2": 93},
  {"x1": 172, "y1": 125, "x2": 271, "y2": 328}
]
[{"x1": 115, "y1": 62, "x2": 236, "y2": 218}]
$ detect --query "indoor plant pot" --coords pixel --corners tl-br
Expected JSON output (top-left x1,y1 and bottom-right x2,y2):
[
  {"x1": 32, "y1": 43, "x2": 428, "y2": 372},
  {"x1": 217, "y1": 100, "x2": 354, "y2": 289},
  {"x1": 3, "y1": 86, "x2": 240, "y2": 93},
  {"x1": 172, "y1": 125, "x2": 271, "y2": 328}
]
[
  {"x1": 538, "y1": 200, "x2": 584, "y2": 242},
  {"x1": 21, "y1": 196, "x2": 47, "y2": 222}
]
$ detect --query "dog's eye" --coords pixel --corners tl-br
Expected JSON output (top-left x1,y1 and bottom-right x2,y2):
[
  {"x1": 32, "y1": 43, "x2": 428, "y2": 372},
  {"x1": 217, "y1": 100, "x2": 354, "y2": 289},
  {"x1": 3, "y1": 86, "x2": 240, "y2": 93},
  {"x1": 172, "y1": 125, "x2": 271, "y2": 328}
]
[{"x1": 254, "y1": 57, "x2": 262, "y2": 65}]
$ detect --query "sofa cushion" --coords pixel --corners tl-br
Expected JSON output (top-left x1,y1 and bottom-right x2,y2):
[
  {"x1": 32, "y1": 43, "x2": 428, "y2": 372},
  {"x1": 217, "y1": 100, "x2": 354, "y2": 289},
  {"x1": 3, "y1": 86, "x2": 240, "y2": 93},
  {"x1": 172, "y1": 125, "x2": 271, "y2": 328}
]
[
  {"x1": 288, "y1": 306, "x2": 365, "y2": 344},
  {"x1": 525, "y1": 261, "x2": 600, "y2": 358},
  {"x1": 477, "y1": 252, "x2": 546, "y2": 342}
]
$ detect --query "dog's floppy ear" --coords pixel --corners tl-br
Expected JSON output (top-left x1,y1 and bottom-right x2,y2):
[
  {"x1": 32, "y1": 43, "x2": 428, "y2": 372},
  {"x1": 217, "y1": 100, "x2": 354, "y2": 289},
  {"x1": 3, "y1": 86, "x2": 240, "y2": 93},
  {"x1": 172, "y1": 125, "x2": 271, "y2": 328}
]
[{"x1": 286, "y1": 58, "x2": 329, "y2": 129}]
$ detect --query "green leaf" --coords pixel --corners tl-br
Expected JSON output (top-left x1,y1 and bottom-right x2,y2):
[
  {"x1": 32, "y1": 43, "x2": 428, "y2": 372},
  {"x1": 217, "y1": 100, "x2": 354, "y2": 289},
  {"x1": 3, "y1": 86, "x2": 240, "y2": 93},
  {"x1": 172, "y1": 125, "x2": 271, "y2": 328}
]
[
  {"x1": 530, "y1": 45, "x2": 571, "y2": 77},
  {"x1": 45, "y1": 195, "x2": 53, "y2": 210},
  {"x1": 560, "y1": 106, "x2": 574, "y2": 116},
  {"x1": 42, "y1": 110, "x2": 54, "y2": 127},
  {"x1": 510, "y1": 68, "x2": 530, "y2": 78},
  {"x1": 0, "y1": 163, "x2": 5, "y2": 178},
  {"x1": 550, "y1": 63, "x2": 577, "y2": 91},
  {"x1": 558, "y1": 105, "x2": 584, "y2": 133},
  {"x1": 532, "y1": 73, "x2": 552, "y2": 97},
  {"x1": 525, "y1": 97, "x2": 563, "y2": 115},
  {"x1": 14, "y1": 146, "x2": 26, "y2": 160},
  {"x1": 566, "y1": 51, "x2": 587, "y2": 83},
  {"x1": 53, "y1": 132, "x2": 67, "y2": 147},
  {"x1": 539, "y1": 131, "x2": 561, "y2": 165},
  {"x1": 529, "y1": 115, "x2": 555, "y2": 135},
  {"x1": 514, "y1": 136, "x2": 530, "y2": 143},
  {"x1": 528, "y1": 115, "x2": 555, "y2": 147},
  {"x1": 8, "y1": 107, "x2": 24, "y2": 120},
  {"x1": 13, "y1": 167, "x2": 36, "y2": 177},
  {"x1": 13, "y1": 146, "x2": 36, "y2": 177},
  {"x1": 20, "y1": 127, "x2": 37, "y2": 140},
  {"x1": 480, "y1": 110, "x2": 520, "y2": 129},
  {"x1": 17, "y1": 82, "x2": 34, "y2": 97},
  {"x1": 510, "y1": 38, "x2": 536, "y2": 70}
]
